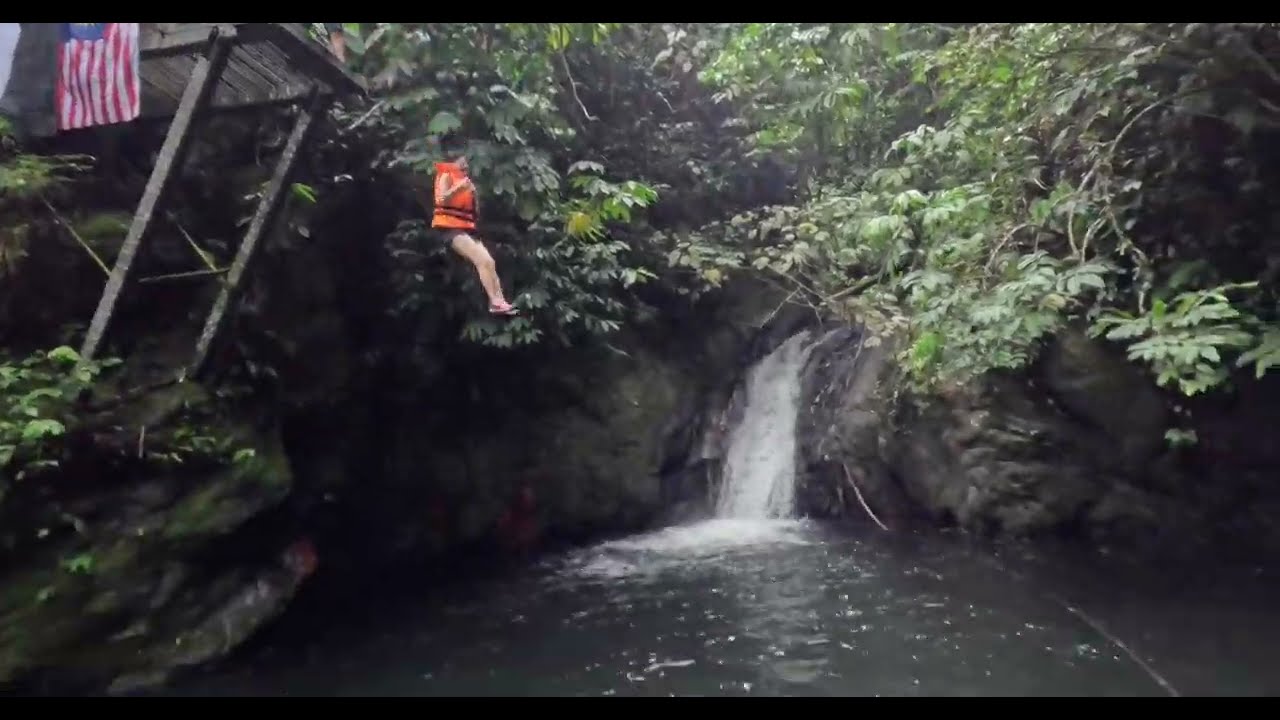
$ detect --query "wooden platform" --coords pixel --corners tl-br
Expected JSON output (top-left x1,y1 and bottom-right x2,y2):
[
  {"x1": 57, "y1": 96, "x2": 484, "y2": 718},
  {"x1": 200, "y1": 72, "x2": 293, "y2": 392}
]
[
  {"x1": 138, "y1": 23, "x2": 366, "y2": 118},
  {"x1": 77, "y1": 22, "x2": 367, "y2": 368}
]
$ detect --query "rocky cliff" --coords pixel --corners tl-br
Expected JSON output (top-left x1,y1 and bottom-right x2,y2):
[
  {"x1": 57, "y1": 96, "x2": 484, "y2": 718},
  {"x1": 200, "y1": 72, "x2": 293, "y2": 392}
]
[{"x1": 792, "y1": 323, "x2": 1280, "y2": 560}]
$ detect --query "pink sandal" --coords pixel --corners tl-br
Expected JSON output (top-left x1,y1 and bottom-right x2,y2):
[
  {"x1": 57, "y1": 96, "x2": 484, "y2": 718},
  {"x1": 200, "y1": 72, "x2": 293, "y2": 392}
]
[{"x1": 489, "y1": 300, "x2": 518, "y2": 316}]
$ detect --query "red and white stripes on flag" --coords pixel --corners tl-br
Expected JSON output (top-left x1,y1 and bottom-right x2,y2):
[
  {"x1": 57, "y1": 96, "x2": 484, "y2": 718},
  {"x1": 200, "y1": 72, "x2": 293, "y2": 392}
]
[{"x1": 56, "y1": 23, "x2": 140, "y2": 131}]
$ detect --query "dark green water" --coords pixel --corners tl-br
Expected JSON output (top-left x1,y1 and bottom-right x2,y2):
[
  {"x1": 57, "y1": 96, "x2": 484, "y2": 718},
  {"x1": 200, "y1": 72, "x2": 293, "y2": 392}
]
[{"x1": 166, "y1": 518, "x2": 1280, "y2": 696}]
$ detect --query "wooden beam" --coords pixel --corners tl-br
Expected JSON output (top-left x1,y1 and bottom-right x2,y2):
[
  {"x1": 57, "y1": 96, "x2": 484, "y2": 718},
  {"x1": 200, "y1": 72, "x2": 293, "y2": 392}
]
[
  {"x1": 138, "y1": 83, "x2": 323, "y2": 120},
  {"x1": 79, "y1": 26, "x2": 236, "y2": 362},
  {"x1": 190, "y1": 89, "x2": 325, "y2": 375},
  {"x1": 140, "y1": 23, "x2": 364, "y2": 100},
  {"x1": 237, "y1": 42, "x2": 294, "y2": 89},
  {"x1": 207, "y1": 85, "x2": 323, "y2": 111},
  {"x1": 136, "y1": 23, "x2": 369, "y2": 123},
  {"x1": 257, "y1": 23, "x2": 367, "y2": 98},
  {"x1": 140, "y1": 24, "x2": 220, "y2": 58},
  {"x1": 139, "y1": 23, "x2": 273, "y2": 59}
]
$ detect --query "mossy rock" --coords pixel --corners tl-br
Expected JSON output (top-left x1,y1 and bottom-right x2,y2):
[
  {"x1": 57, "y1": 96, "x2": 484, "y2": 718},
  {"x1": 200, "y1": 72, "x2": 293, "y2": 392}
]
[
  {"x1": 117, "y1": 382, "x2": 209, "y2": 429},
  {"x1": 72, "y1": 211, "x2": 131, "y2": 251},
  {"x1": 161, "y1": 430, "x2": 292, "y2": 546},
  {"x1": 0, "y1": 420, "x2": 292, "y2": 688},
  {"x1": 0, "y1": 546, "x2": 114, "y2": 684}
]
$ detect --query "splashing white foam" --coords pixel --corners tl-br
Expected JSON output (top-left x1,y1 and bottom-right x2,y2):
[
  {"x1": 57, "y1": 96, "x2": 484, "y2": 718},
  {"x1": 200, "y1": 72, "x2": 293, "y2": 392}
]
[
  {"x1": 562, "y1": 519, "x2": 814, "y2": 579},
  {"x1": 557, "y1": 333, "x2": 818, "y2": 580}
]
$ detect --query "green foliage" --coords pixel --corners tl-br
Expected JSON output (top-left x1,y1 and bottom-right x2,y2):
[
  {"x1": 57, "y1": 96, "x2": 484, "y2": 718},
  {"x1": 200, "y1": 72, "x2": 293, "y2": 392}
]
[
  {"x1": 145, "y1": 424, "x2": 240, "y2": 468},
  {"x1": 130, "y1": 393, "x2": 257, "y2": 470},
  {"x1": 0, "y1": 122, "x2": 94, "y2": 277},
  {"x1": 290, "y1": 182, "x2": 318, "y2": 204},
  {"x1": 480, "y1": 167, "x2": 658, "y2": 346},
  {"x1": 700, "y1": 23, "x2": 939, "y2": 183},
  {"x1": 0, "y1": 347, "x2": 119, "y2": 480},
  {"x1": 0, "y1": 117, "x2": 93, "y2": 201},
  {"x1": 72, "y1": 212, "x2": 130, "y2": 245},
  {"x1": 1237, "y1": 329, "x2": 1280, "y2": 379},
  {"x1": 301, "y1": 23, "x2": 1280, "y2": 401},
  {"x1": 1164, "y1": 427, "x2": 1198, "y2": 448},
  {"x1": 337, "y1": 23, "x2": 705, "y2": 350},
  {"x1": 0, "y1": 346, "x2": 249, "y2": 490},
  {"x1": 1092, "y1": 283, "x2": 1260, "y2": 395},
  {"x1": 0, "y1": 152, "x2": 90, "y2": 200},
  {"x1": 59, "y1": 552, "x2": 93, "y2": 575},
  {"x1": 689, "y1": 23, "x2": 1280, "y2": 395}
]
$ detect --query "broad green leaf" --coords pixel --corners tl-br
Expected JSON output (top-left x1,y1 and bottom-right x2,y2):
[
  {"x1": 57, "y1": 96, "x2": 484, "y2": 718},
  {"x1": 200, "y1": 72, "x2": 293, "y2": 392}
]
[
  {"x1": 568, "y1": 161, "x2": 606, "y2": 175},
  {"x1": 291, "y1": 183, "x2": 317, "y2": 204},
  {"x1": 22, "y1": 419, "x2": 65, "y2": 441},
  {"x1": 427, "y1": 111, "x2": 462, "y2": 135},
  {"x1": 46, "y1": 346, "x2": 79, "y2": 365}
]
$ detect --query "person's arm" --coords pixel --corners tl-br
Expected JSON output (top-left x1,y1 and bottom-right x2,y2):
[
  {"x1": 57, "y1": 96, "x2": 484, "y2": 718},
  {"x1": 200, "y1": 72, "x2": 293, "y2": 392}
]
[{"x1": 435, "y1": 173, "x2": 473, "y2": 204}]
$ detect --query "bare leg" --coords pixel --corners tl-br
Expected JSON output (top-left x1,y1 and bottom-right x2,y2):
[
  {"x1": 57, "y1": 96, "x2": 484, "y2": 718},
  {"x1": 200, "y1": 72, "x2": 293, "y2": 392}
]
[
  {"x1": 328, "y1": 31, "x2": 346, "y2": 63},
  {"x1": 449, "y1": 232, "x2": 515, "y2": 312}
]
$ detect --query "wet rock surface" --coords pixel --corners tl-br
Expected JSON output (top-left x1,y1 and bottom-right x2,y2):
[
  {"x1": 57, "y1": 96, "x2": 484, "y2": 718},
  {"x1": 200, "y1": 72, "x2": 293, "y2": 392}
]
[
  {"x1": 0, "y1": 379, "x2": 304, "y2": 694},
  {"x1": 794, "y1": 324, "x2": 1280, "y2": 559}
]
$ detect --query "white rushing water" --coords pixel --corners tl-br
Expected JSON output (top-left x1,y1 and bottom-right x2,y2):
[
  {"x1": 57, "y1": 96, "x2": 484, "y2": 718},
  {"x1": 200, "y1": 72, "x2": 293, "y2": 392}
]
[
  {"x1": 714, "y1": 331, "x2": 813, "y2": 520},
  {"x1": 561, "y1": 331, "x2": 816, "y2": 578}
]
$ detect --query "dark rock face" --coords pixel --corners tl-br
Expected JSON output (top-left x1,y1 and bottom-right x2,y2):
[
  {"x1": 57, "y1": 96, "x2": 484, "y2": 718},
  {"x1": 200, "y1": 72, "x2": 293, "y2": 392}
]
[
  {"x1": 308, "y1": 276, "x2": 797, "y2": 577},
  {"x1": 370, "y1": 341, "x2": 693, "y2": 556},
  {"x1": 795, "y1": 324, "x2": 1280, "y2": 558},
  {"x1": 795, "y1": 327, "x2": 917, "y2": 530},
  {"x1": 0, "y1": 382, "x2": 305, "y2": 694},
  {"x1": 1039, "y1": 328, "x2": 1169, "y2": 473}
]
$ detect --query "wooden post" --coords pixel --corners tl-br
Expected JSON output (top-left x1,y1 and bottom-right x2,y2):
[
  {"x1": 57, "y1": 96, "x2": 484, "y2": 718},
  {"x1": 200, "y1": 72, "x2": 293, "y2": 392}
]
[
  {"x1": 79, "y1": 25, "x2": 235, "y2": 362},
  {"x1": 190, "y1": 89, "x2": 324, "y2": 376}
]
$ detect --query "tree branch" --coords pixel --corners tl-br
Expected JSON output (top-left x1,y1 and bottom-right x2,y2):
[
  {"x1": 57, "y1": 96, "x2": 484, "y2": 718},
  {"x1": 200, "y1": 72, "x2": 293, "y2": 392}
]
[
  {"x1": 829, "y1": 274, "x2": 878, "y2": 301},
  {"x1": 1091, "y1": 88, "x2": 1207, "y2": 280},
  {"x1": 560, "y1": 51, "x2": 597, "y2": 122},
  {"x1": 38, "y1": 195, "x2": 110, "y2": 277},
  {"x1": 985, "y1": 223, "x2": 1032, "y2": 273},
  {"x1": 341, "y1": 99, "x2": 387, "y2": 133},
  {"x1": 137, "y1": 267, "x2": 229, "y2": 284},
  {"x1": 166, "y1": 212, "x2": 220, "y2": 274}
]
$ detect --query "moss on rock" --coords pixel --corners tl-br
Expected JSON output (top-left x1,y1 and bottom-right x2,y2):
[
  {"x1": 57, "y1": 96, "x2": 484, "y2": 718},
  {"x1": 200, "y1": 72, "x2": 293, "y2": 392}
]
[
  {"x1": 161, "y1": 440, "x2": 292, "y2": 546},
  {"x1": 0, "y1": 363, "x2": 299, "y2": 693}
]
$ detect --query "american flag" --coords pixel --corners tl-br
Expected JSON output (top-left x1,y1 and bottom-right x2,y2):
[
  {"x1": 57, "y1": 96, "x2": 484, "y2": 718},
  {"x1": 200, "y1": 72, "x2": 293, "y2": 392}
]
[{"x1": 56, "y1": 23, "x2": 139, "y2": 131}]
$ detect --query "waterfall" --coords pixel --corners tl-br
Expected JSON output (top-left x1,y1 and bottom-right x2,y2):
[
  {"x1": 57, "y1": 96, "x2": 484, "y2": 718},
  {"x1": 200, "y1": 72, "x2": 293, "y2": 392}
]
[
  {"x1": 715, "y1": 331, "x2": 813, "y2": 520},
  {"x1": 555, "y1": 331, "x2": 816, "y2": 578}
]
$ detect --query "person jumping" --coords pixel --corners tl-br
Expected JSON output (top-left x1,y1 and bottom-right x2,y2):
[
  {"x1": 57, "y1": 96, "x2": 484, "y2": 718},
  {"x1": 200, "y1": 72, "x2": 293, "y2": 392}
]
[{"x1": 431, "y1": 138, "x2": 518, "y2": 316}]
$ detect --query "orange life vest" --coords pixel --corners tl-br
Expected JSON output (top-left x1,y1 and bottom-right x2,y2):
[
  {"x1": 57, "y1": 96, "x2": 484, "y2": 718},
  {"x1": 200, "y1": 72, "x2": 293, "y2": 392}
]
[{"x1": 432, "y1": 161, "x2": 478, "y2": 230}]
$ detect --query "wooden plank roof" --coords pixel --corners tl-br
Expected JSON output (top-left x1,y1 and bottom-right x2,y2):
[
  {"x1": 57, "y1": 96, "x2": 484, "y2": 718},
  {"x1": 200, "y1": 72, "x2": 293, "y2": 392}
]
[{"x1": 138, "y1": 23, "x2": 366, "y2": 118}]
